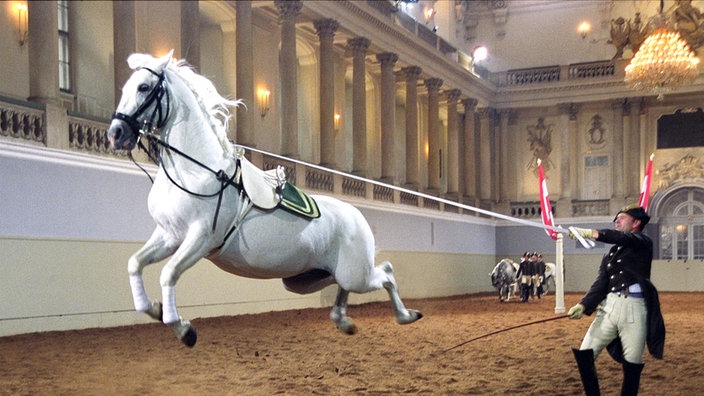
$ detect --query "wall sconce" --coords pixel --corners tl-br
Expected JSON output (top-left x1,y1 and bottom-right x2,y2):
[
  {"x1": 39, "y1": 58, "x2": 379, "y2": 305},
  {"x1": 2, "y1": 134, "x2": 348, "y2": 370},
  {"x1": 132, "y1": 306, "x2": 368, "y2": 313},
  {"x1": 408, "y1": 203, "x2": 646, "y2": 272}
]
[
  {"x1": 423, "y1": 7, "x2": 436, "y2": 24},
  {"x1": 578, "y1": 21, "x2": 591, "y2": 40},
  {"x1": 257, "y1": 88, "x2": 270, "y2": 118},
  {"x1": 334, "y1": 113, "x2": 341, "y2": 131},
  {"x1": 16, "y1": 3, "x2": 28, "y2": 46}
]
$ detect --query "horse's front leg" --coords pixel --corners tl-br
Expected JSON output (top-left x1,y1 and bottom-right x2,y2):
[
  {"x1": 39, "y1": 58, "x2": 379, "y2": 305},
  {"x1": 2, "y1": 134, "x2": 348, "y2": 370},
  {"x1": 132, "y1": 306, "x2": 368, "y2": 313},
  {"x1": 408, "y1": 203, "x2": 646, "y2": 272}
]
[
  {"x1": 159, "y1": 224, "x2": 214, "y2": 347},
  {"x1": 128, "y1": 228, "x2": 177, "y2": 320}
]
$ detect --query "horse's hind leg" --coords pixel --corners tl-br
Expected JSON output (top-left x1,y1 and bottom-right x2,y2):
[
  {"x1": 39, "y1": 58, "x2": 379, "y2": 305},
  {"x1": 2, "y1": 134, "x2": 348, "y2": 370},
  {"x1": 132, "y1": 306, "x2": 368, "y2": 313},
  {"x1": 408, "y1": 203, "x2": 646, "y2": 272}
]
[
  {"x1": 378, "y1": 261, "x2": 423, "y2": 325},
  {"x1": 330, "y1": 288, "x2": 357, "y2": 335}
]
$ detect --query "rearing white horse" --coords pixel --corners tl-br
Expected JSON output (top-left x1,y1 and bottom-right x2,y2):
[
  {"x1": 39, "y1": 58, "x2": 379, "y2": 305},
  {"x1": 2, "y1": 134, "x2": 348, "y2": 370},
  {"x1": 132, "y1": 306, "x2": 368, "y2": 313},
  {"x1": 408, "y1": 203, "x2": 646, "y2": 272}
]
[{"x1": 107, "y1": 51, "x2": 421, "y2": 347}]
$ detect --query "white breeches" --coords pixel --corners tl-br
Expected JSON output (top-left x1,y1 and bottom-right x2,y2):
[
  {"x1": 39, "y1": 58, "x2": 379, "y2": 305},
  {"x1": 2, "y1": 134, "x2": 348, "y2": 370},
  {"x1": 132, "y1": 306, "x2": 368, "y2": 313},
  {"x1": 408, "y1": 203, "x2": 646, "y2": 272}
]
[{"x1": 580, "y1": 293, "x2": 648, "y2": 364}]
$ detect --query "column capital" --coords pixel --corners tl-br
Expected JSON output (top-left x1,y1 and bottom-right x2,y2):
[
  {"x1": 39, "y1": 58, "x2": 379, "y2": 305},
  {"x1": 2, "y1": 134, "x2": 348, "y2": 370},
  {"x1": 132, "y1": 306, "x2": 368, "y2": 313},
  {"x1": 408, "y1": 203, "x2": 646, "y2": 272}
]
[
  {"x1": 376, "y1": 52, "x2": 399, "y2": 66},
  {"x1": 274, "y1": 0, "x2": 302, "y2": 20},
  {"x1": 558, "y1": 102, "x2": 579, "y2": 120},
  {"x1": 347, "y1": 37, "x2": 371, "y2": 53},
  {"x1": 477, "y1": 107, "x2": 493, "y2": 118},
  {"x1": 612, "y1": 98, "x2": 626, "y2": 111},
  {"x1": 462, "y1": 98, "x2": 478, "y2": 112},
  {"x1": 623, "y1": 99, "x2": 632, "y2": 114},
  {"x1": 626, "y1": 97, "x2": 644, "y2": 115},
  {"x1": 445, "y1": 88, "x2": 462, "y2": 103},
  {"x1": 638, "y1": 97, "x2": 647, "y2": 115},
  {"x1": 424, "y1": 77, "x2": 443, "y2": 93},
  {"x1": 314, "y1": 18, "x2": 339, "y2": 38},
  {"x1": 401, "y1": 66, "x2": 422, "y2": 81}
]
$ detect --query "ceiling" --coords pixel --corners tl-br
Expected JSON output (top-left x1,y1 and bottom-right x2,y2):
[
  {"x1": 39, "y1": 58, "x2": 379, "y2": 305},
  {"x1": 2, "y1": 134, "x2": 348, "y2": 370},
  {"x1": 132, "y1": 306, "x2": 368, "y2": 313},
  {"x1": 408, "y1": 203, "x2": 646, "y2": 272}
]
[{"x1": 198, "y1": 0, "x2": 704, "y2": 74}]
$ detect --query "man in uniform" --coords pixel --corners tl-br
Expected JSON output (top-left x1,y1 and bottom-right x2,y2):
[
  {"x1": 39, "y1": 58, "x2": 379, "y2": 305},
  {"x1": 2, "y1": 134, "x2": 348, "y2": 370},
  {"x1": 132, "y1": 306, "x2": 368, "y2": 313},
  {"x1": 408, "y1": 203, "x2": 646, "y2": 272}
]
[
  {"x1": 535, "y1": 253, "x2": 546, "y2": 299},
  {"x1": 567, "y1": 204, "x2": 664, "y2": 396},
  {"x1": 516, "y1": 251, "x2": 531, "y2": 302}
]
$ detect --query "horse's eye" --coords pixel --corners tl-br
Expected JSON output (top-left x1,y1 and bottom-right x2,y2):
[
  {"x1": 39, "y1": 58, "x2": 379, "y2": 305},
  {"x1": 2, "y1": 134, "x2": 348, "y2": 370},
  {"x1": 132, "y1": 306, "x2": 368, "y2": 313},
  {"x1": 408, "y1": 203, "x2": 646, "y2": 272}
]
[{"x1": 138, "y1": 83, "x2": 150, "y2": 93}]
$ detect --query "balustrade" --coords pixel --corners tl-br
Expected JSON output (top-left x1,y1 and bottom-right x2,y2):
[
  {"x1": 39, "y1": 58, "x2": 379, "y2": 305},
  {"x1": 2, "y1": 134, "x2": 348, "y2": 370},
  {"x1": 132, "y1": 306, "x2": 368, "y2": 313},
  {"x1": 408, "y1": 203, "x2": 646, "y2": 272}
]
[
  {"x1": 1, "y1": 97, "x2": 612, "y2": 220},
  {"x1": 68, "y1": 116, "x2": 112, "y2": 155},
  {"x1": 0, "y1": 99, "x2": 45, "y2": 145}
]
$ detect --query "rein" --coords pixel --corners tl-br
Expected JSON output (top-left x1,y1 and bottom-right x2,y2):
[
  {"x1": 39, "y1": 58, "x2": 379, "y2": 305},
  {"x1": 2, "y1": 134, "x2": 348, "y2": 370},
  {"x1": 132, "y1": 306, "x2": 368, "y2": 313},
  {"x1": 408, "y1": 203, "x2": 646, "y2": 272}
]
[{"x1": 137, "y1": 127, "x2": 242, "y2": 236}]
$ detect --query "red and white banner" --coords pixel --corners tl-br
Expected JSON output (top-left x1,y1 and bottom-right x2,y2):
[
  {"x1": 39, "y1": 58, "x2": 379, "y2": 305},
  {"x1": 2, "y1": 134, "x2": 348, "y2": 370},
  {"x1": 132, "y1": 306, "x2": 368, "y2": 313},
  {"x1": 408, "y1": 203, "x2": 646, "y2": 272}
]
[
  {"x1": 638, "y1": 153, "x2": 654, "y2": 211},
  {"x1": 538, "y1": 159, "x2": 558, "y2": 240}
]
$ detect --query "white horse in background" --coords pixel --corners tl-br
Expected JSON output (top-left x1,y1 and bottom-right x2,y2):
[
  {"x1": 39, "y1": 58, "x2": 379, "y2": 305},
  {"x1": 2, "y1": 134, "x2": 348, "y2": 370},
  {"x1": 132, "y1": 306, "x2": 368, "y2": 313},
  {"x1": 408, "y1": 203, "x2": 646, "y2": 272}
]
[
  {"x1": 541, "y1": 262, "x2": 556, "y2": 295},
  {"x1": 107, "y1": 51, "x2": 421, "y2": 347},
  {"x1": 490, "y1": 259, "x2": 519, "y2": 302}
]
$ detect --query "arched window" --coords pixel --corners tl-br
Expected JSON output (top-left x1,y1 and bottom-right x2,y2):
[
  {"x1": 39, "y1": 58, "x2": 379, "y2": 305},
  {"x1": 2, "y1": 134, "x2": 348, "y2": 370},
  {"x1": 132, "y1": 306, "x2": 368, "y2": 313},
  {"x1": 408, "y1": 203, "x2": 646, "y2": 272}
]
[{"x1": 658, "y1": 187, "x2": 704, "y2": 260}]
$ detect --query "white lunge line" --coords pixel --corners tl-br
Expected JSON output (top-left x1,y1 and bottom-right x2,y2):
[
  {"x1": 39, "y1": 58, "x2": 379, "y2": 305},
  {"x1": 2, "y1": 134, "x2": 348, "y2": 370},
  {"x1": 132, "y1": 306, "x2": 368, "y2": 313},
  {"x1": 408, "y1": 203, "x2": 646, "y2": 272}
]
[{"x1": 241, "y1": 145, "x2": 593, "y2": 248}]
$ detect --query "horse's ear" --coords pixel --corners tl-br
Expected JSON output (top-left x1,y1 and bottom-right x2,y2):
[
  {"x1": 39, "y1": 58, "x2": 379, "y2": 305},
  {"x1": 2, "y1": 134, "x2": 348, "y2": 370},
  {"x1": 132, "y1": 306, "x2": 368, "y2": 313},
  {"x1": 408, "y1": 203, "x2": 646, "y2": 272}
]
[
  {"x1": 156, "y1": 50, "x2": 175, "y2": 71},
  {"x1": 127, "y1": 53, "x2": 154, "y2": 70}
]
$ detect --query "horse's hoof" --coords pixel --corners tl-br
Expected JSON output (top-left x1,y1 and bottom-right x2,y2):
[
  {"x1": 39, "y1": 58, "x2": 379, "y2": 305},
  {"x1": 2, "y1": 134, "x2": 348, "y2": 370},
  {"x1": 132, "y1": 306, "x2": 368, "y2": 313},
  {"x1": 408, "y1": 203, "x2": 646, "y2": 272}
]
[
  {"x1": 398, "y1": 309, "x2": 423, "y2": 325},
  {"x1": 181, "y1": 326, "x2": 197, "y2": 348},
  {"x1": 172, "y1": 319, "x2": 198, "y2": 348},
  {"x1": 337, "y1": 319, "x2": 357, "y2": 335}
]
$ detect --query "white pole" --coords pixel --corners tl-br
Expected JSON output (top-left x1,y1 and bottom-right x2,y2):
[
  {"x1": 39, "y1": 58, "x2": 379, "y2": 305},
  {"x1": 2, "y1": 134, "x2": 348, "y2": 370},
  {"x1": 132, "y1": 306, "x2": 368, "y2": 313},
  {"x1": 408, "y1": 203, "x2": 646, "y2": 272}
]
[{"x1": 554, "y1": 233, "x2": 565, "y2": 314}]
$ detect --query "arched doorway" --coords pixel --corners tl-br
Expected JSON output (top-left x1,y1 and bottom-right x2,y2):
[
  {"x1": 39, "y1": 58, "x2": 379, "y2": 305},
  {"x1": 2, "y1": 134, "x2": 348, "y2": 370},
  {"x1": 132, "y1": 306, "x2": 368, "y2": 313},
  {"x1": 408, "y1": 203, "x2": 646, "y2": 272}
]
[{"x1": 655, "y1": 187, "x2": 704, "y2": 260}]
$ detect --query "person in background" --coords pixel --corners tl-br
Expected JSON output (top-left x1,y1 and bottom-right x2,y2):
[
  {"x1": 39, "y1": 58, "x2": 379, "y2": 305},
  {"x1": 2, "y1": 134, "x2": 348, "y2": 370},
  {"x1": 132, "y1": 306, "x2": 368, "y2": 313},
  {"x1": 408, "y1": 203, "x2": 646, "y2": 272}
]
[
  {"x1": 566, "y1": 204, "x2": 664, "y2": 396},
  {"x1": 516, "y1": 251, "x2": 531, "y2": 302},
  {"x1": 528, "y1": 252, "x2": 538, "y2": 299},
  {"x1": 535, "y1": 253, "x2": 546, "y2": 299}
]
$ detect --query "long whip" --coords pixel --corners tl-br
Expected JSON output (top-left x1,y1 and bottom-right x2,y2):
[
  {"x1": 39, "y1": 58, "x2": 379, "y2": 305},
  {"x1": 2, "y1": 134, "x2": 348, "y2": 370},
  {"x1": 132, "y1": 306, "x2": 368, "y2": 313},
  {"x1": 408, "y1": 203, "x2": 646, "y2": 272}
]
[{"x1": 438, "y1": 314, "x2": 569, "y2": 354}]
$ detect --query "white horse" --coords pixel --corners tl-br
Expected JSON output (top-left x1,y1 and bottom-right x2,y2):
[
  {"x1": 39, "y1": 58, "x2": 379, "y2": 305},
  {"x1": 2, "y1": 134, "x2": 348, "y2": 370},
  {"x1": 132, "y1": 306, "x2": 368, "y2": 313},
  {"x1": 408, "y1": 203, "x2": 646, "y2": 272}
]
[
  {"x1": 541, "y1": 262, "x2": 556, "y2": 295},
  {"x1": 107, "y1": 51, "x2": 421, "y2": 347},
  {"x1": 490, "y1": 259, "x2": 519, "y2": 302}
]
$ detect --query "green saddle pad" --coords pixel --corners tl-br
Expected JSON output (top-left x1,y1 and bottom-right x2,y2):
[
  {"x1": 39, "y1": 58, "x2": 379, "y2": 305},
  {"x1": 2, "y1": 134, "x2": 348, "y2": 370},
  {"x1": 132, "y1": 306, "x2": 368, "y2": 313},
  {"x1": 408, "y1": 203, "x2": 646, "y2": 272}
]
[{"x1": 279, "y1": 182, "x2": 320, "y2": 219}]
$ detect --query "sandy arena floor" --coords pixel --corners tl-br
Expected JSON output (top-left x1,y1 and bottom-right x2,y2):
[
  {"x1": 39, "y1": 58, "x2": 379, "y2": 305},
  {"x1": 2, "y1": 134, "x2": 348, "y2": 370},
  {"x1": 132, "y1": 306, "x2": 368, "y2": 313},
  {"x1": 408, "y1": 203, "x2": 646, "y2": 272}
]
[{"x1": 0, "y1": 291, "x2": 699, "y2": 395}]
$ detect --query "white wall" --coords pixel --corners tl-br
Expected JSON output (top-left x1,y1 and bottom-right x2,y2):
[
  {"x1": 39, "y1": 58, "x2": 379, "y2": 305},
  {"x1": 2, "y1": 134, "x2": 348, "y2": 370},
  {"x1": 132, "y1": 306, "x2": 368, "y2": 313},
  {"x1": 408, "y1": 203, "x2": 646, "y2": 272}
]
[{"x1": 0, "y1": 141, "x2": 495, "y2": 336}]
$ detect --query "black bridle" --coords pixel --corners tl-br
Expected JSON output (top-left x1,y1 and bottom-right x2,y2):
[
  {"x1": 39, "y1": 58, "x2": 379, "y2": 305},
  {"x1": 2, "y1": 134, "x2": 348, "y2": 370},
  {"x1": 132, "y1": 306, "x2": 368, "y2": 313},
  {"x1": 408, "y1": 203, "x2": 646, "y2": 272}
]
[
  {"x1": 111, "y1": 67, "x2": 242, "y2": 237},
  {"x1": 111, "y1": 67, "x2": 170, "y2": 137}
]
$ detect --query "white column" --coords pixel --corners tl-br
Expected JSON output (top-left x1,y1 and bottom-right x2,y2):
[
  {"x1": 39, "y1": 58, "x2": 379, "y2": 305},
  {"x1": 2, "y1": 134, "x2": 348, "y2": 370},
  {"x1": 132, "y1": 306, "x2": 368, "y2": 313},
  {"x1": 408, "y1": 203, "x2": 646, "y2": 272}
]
[
  {"x1": 402, "y1": 66, "x2": 422, "y2": 188},
  {"x1": 180, "y1": 1, "x2": 200, "y2": 69},
  {"x1": 555, "y1": 234, "x2": 565, "y2": 314},
  {"x1": 235, "y1": 0, "x2": 255, "y2": 147},
  {"x1": 377, "y1": 52, "x2": 399, "y2": 182},
  {"x1": 462, "y1": 98, "x2": 478, "y2": 205},
  {"x1": 424, "y1": 78, "x2": 443, "y2": 192},
  {"x1": 275, "y1": 1, "x2": 302, "y2": 157},
  {"x1": 348, "y1": 37, "x2": 371, "y2": 176},
  {"x1": 315, "y1": 18, "x2": 339, "y2": 167},
  {"x1": 445, "y1": 89, "x2": 461, "y2": 195}
]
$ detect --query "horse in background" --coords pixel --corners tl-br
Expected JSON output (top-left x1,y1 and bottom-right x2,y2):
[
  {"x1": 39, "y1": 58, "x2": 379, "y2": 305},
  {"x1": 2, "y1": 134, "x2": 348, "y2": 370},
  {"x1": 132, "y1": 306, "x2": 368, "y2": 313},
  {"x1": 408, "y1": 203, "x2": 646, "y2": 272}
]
[
  {"x1": 540, "y1": 262, "x2": 556, "y2": 295},
  {"x1": 490, "y1": 259, "x2": 519, "y2": 302},
  {"x1": 106, "y1": 51, "x2": 421, "y2": 347}
]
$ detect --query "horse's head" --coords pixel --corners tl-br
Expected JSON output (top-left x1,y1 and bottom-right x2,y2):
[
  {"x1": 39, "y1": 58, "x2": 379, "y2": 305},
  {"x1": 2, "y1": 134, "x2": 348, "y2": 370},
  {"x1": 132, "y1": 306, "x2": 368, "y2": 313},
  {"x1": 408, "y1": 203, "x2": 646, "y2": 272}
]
[{"x1": 108, "y1": 51, "x2": 173, "y2": 151}]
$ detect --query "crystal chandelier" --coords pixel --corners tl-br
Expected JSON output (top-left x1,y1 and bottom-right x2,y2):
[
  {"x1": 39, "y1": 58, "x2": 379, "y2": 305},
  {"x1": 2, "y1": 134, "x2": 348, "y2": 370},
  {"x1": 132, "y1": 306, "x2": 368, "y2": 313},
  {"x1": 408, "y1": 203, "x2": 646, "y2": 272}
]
[{"x1": 624, "y1": 9, "x2": 700, "y2": 100}]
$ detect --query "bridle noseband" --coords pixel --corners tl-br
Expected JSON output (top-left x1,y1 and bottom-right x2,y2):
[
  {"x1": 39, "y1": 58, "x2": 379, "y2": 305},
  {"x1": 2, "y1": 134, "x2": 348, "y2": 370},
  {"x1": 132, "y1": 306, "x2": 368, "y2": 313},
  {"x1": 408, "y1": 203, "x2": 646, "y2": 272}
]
[{"x1": 111, "y1": 67, "x2": 171, "y2": 139}]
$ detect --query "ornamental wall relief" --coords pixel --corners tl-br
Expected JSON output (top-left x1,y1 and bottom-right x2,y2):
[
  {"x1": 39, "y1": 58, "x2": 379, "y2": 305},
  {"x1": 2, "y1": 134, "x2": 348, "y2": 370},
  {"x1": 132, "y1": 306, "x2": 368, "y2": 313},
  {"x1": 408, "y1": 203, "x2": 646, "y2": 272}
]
[
  {"x1": 586, "y1": 114, "x2": 608, "y2": 149},
  {"x1": 526, "y1": 117, "x2": 554, "y2": 174},
  {"x1": 657, "y1": 154, "x2": 704, "y2": 189}
]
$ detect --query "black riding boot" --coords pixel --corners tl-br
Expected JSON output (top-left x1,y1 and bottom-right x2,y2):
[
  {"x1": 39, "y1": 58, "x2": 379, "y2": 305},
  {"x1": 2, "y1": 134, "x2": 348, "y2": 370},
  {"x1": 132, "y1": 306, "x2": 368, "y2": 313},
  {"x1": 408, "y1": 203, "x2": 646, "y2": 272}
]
[
  {"x1": 572, "y1": 348, "x2": 601, "y2": 396},
  {"x1": 621, "y1": 361, "x2": 644, "y2": 396}
]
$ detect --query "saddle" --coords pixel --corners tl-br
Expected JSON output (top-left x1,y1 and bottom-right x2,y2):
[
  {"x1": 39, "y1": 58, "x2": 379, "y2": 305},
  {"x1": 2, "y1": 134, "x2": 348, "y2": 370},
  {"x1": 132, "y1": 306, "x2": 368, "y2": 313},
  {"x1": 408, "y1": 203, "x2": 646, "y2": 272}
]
[{"x1": 235, "y1": 147, "x2": 320, "y2": 219}]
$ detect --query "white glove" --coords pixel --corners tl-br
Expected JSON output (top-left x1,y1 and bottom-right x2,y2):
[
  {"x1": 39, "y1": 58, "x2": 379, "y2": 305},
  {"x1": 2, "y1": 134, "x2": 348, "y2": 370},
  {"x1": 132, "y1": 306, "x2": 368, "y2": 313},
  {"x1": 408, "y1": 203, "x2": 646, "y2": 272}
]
[
  {"x1": 568, "y1": 227, "x2": 593, "y2": 241},
  {"x1": 568, "y1": 303, "x2": 585, "y2": 319}
]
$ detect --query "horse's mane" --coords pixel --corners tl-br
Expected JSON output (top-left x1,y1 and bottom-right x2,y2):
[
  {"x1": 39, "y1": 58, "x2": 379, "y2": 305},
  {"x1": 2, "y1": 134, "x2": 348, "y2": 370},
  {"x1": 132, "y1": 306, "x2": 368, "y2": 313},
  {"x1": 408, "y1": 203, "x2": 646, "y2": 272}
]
[{"x1": 165, "y1": 59, "x2": 242, "y2": 158}]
